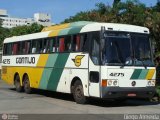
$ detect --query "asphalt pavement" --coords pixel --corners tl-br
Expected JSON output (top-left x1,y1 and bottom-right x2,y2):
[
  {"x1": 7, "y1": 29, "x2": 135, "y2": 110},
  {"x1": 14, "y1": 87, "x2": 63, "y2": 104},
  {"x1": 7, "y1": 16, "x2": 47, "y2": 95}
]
[{"x1": 0, "y1": 79, "x2": 160, "y2": 120}]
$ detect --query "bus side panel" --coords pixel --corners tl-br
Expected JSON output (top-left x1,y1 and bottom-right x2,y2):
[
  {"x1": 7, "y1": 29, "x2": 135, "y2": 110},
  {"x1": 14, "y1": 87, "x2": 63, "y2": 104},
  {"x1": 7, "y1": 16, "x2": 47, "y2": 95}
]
[
  {"x1": 58, "y1": 53, "x2": 89, "y2": 96},
  {"x1": 1, "y1": 66, "x2": 45, "y2": 88},
  {"x1": 56, "y1": 69, "x2": 89, "y2": 96},
  {"x1": 38, "y1": 53, "x2": 89, "y2": 96},
  {"x1": 2, "y1": 66, "x2": 14, "y2": 85},
  {"x1": 38, "y1": 53, "x2": 70, "y2": 91}
]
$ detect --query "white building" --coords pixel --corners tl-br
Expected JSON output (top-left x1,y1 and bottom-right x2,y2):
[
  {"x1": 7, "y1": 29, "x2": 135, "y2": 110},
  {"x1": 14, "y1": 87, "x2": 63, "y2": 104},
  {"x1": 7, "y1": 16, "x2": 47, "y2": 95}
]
[
  {"x1": 34, "y1": 13, "x2": 52, "y2": 27},
  {"x1": 0, "y1": 9, "x2": 8, "y2": 17},
  {"x1": 0, "y1": 9, "x2": 52, "y2": 28}
]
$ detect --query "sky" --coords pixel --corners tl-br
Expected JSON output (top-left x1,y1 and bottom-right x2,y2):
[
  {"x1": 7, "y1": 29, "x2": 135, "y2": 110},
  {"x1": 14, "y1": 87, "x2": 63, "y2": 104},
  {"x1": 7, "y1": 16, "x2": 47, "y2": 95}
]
[{"x1": 0, "y1": 0, "x2": 158, "y2": 24}]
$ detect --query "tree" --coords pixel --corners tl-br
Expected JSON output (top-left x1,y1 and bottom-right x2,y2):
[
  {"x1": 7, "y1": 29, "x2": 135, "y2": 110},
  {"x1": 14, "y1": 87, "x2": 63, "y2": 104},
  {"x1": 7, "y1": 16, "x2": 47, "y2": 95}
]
[
  {"x1": 9, "y1": 23, "x2": 43, "y2": 37},
  {"x1": 62, "y1": 0, "x2": 160, "y2": 52},
  {"x1": 113, "y1": 0, "x2": 121, "y2": 7},
  {"x1": 153, "y1": 0, "x2": 160, "y2": 12},
  {"x1": 0, "y1": 18, "x2": 2, "y2": 27},
  {"x1": 0, "y1": 23, "x2": 43, "y2": 49},
  {"x1": 0, "y1": 27, "x2": 10, "y2": 49}
]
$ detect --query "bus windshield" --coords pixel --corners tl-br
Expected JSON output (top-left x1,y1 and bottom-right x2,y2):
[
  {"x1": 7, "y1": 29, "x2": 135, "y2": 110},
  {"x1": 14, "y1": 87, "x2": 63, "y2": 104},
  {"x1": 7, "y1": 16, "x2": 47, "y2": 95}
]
[
  {"x1": 132, "y1": 34, "x2": 154, "y2": 67},
  {"x1": 102, "y1": 32, "x2": 154, "y2": 67}
]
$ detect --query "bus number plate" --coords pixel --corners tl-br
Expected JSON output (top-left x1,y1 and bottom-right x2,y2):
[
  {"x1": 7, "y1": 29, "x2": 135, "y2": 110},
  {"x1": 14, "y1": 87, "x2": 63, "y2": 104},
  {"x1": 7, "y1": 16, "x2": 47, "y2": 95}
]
[
  {"x1": 127, "y1": 93, "x2": 136, "y2": 97},
  {"x1": 110, "y1": 73, "x2": 124, "y2": 77}
]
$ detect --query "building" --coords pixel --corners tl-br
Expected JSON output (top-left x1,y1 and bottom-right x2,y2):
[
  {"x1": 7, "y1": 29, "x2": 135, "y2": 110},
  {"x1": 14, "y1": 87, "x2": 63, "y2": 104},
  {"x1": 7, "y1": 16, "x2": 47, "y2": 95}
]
[
  {"x1": 0, "y1": 9, "x2": 52, "y2": 28},
  {"x1": 0, "y1": 9, "x2": 8, "y2": 17},
  {"x1": 34, "y1": 13, "x2": 52, "y2": 27}
]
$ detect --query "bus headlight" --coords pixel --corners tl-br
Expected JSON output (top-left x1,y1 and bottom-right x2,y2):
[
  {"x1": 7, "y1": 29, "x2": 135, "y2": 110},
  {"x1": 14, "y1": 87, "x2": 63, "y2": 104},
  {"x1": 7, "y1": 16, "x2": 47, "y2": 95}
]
[
  {"x1": 107, "y1": 80, "x2": 118, "y2": 86},
  {"x1": 113, "y1": 80, "x2": 118, "y2": 86},
  {"x1": 147, "y1": 81, "x2": 151, "y2": 86},
  {"x1": 108, "y1": 80, "x2": 112, "y2": 86},
  {"x1": 147, "y1": 80, "x2": 155, "y2": 86}
]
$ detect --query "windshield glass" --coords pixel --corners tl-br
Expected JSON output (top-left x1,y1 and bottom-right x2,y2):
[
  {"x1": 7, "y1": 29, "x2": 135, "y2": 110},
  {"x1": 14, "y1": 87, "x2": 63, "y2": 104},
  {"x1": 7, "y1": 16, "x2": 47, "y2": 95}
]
[
  {"x1": 102, "y1": 32, "x2": 132, "y2": 66},
  {"x1": 101, "y1": 32, "x2": 154, "y2": 66},
  {"x1": 131, "y1": 34, "x2": 154, "y2": 66}
]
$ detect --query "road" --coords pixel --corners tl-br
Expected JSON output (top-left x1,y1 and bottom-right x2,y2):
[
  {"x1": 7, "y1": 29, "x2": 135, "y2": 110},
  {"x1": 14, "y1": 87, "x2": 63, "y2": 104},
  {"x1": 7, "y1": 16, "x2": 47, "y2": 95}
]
[{"x1": 0, "y1": 79, "x2": 160, "y2": 120}]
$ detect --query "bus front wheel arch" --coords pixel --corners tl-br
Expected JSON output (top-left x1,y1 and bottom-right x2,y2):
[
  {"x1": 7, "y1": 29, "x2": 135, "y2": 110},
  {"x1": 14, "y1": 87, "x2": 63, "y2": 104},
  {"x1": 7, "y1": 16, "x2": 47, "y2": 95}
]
[
  {"x1": 71, "y1": 78, "x2": 88, "y2": 104},
  {"x1": 14, "y1": 73, "x2": 23, "y2": 92}
]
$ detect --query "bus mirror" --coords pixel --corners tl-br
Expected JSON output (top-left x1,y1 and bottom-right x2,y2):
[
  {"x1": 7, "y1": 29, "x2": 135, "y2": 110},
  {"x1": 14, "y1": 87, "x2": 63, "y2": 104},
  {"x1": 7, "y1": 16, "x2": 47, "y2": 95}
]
[
  {"x1": 101, "y1": 38, "x2": 105, "y2": 50},
  {"x1": 101, "y1": 26, "x2": 106, "y2": 39},
  {"x1": 101, "y1": 26, "x2": 106, "y2": 51}
]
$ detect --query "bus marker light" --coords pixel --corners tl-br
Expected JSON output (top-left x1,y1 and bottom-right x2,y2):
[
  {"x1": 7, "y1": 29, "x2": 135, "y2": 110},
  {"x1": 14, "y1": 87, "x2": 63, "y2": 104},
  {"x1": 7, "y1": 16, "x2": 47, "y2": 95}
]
[{"x1": 102, "y1": 80, "x2": 107, "y2": 87}]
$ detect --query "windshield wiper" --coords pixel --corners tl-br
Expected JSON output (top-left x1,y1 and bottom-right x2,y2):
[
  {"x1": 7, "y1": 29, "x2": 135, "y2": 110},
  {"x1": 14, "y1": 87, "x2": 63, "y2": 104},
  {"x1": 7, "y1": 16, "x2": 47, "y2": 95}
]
[
  {"x1": 135, "y1": 58, "x2": 147, "y2": 69},
  {"x1": 141, "y1": 59, "x2": 147, "y2": 69},
  {"x1": 120, "y1": 63, "x2": 125, "y2": 68}
]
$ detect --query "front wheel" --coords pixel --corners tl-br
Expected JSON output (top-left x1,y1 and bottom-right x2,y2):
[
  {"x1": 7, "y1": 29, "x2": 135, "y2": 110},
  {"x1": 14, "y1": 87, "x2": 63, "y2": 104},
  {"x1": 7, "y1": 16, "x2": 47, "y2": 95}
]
[
  {"x1": 73, "y1": 80, "x2": 87, "y2": 104},
  {"x1": 23, "y1": 75, "x2": 32, "y2": 94}
]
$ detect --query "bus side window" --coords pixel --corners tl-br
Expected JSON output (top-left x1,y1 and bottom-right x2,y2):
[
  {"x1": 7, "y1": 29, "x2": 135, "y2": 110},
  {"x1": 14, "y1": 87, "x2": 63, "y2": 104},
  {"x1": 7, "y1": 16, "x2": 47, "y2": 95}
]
[
  {"x1": 17, "y1": 43, "x2": 21, "y2": 55},
  {"x1": 43, "y1": 39, "x2": 49, "y2": 53},
  {"x1": 80, "y1": 34, "x2": 88, "y2": 52},
  {"x1": 90, "y1": 32, "x2": 100, "y2": 65},
  {"x1": 21, "y1": 42, "x2": 25, "y2": 54},
  {"x1": 35, "y1": 39, "x2": 43, "y2": 53},
  {"x1": 49, "y1": 38, "x2": 56, "y2": 53},
  {"x1": 13, "y1": 43, "x2": 18, "y2": 55},
  {"x1": 3, "y1": 44, "x2": 6, "y2": 55},
  {"x1": 64, "y1": 36, "x2": 71, "y2": 52},
  {"x1": 3, "y1": 43, "x2": 12, "y2": 55},
  {"x1": 72, "y1": 35, "x2": 80, "y2": 52},
  {"x1": 25, "y1": 41, "x2": 31, "y2": 54},
  {"x1": 59, "y1": 38, "x2": 65, "y2": 52},
  {"x1": 32, "y1": 41, "x2": 37, "y2": 54}
]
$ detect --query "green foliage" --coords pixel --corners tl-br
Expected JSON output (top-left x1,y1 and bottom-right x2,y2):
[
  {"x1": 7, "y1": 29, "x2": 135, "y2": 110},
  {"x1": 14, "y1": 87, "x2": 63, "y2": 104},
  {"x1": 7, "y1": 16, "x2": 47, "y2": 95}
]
[
  {"x1": 0, "y1": 23, "x2": 43, "y2": 48},
  {"x1": 0, "y1": 18, "x2": 2, "y2": 27},
  {"x1": 9, "y1": 23, "x2": 43, "y2": 36},
  {"x1": 156, "y1": 86, "x2": 160, "y2": 97},
  {"x1": 0, "y1": 27, "x2": 10, "y2": 49},
  {"x1": 62, "y1": 0, "x2": 160, "y2": 54}
]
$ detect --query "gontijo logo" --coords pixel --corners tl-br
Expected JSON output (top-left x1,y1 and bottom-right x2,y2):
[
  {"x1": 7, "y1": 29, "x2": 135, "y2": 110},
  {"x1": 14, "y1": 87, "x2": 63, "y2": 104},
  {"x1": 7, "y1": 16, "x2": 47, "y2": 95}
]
[{"x1": 72, "y1": 55, "x2": 85, "y2": 67}]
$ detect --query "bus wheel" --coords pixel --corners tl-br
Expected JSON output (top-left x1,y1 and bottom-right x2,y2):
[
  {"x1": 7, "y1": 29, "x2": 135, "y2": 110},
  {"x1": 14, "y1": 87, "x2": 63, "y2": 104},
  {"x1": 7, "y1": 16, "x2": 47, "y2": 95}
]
[
  {"x1": 23, "y1": 75, "x2": 32, "y2": 94},
  {"x1": 14, "y1": 74, "x2": 23, "y2": 92},
  {"x1": 73, "y1": 80, "x2": 87, "y2": 104}
]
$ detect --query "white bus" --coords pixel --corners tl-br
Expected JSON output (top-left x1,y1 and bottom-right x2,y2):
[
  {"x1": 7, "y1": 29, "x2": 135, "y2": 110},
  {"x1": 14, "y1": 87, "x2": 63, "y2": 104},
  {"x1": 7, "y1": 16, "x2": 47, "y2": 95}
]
[{"x1": 1, "y1": 21, "x2": 156, "y2": 104}]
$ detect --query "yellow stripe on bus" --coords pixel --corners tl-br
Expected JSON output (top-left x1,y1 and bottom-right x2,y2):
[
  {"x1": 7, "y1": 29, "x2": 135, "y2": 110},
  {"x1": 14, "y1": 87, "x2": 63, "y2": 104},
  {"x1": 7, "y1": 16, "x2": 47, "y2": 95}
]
[
  {"x1": 42, "y1": 23, "x2": 70, "y2": 32},
  {"x1": 2, "y1": 54, "x2": 49, "y2": 89},
  {"x1": 37, "y1": 54, "x2": 49, "y2": 67},
  {"x1": 48, "y1": 30, "x2": 60, "y2": 37},
  {"x1": 146, "y1": 69, "x2": 155, "y2": 80}
]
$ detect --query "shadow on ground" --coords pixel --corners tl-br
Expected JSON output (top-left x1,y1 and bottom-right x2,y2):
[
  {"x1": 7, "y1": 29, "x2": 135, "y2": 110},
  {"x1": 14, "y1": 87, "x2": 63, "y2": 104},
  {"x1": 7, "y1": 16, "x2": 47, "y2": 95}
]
[{"x1": 8, "y1": 87, "x2": 160, "y2": 107}]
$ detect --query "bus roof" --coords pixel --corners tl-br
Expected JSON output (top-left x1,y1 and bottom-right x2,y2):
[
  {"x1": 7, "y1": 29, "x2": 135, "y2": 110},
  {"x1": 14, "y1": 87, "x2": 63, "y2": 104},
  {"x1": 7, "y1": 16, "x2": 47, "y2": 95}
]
[{"x1": 4, "y1": 21, "x2": 149, "y2": 43}]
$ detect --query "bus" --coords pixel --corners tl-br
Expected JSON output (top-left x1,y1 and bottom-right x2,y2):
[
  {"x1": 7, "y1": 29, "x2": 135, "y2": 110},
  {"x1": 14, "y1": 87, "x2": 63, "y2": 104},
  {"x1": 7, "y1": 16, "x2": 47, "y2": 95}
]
[{"x1": 1, "y1": 21, "x2": 156, "y2": 104}]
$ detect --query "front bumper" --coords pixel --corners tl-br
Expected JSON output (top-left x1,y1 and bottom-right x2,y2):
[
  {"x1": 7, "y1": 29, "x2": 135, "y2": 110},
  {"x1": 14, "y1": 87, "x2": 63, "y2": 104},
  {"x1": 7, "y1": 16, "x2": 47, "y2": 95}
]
[{"x1": 102, "y1": 87, "x2": 155, "y2": 99}]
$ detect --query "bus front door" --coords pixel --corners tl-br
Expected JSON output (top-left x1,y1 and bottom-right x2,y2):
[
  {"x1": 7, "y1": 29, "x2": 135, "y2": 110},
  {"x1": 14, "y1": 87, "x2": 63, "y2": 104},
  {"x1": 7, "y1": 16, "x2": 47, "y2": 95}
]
[{"x1": 88, "y1": 58, "x2": 100, "y2": 97}]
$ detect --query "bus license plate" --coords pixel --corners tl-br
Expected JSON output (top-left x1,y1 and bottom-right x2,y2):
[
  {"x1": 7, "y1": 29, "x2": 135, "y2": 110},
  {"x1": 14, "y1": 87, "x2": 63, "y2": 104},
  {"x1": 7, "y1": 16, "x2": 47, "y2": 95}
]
[{"x1": 127, "y1": 93, "x2": 136, "y2": 97}]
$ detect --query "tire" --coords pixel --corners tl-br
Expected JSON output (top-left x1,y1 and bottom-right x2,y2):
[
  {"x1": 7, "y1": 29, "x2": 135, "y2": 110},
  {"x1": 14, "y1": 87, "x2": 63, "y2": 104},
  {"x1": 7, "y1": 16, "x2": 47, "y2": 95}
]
[
  {"x1": 23, "y1": 75, "x2": 32, "y2": 94},
  {"x1": 14, "y1": 74, "x2": 23, "y2": 92},
  {"x1": 73, "y1": 80, "x2": 87, "y2": 104}
]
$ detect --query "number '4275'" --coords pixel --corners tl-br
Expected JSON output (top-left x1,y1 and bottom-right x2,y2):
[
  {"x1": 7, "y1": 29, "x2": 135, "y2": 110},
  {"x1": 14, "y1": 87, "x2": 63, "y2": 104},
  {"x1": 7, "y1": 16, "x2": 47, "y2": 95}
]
[{"x1": 110, "y1": 73, "x2": 124, "y2": 77}]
